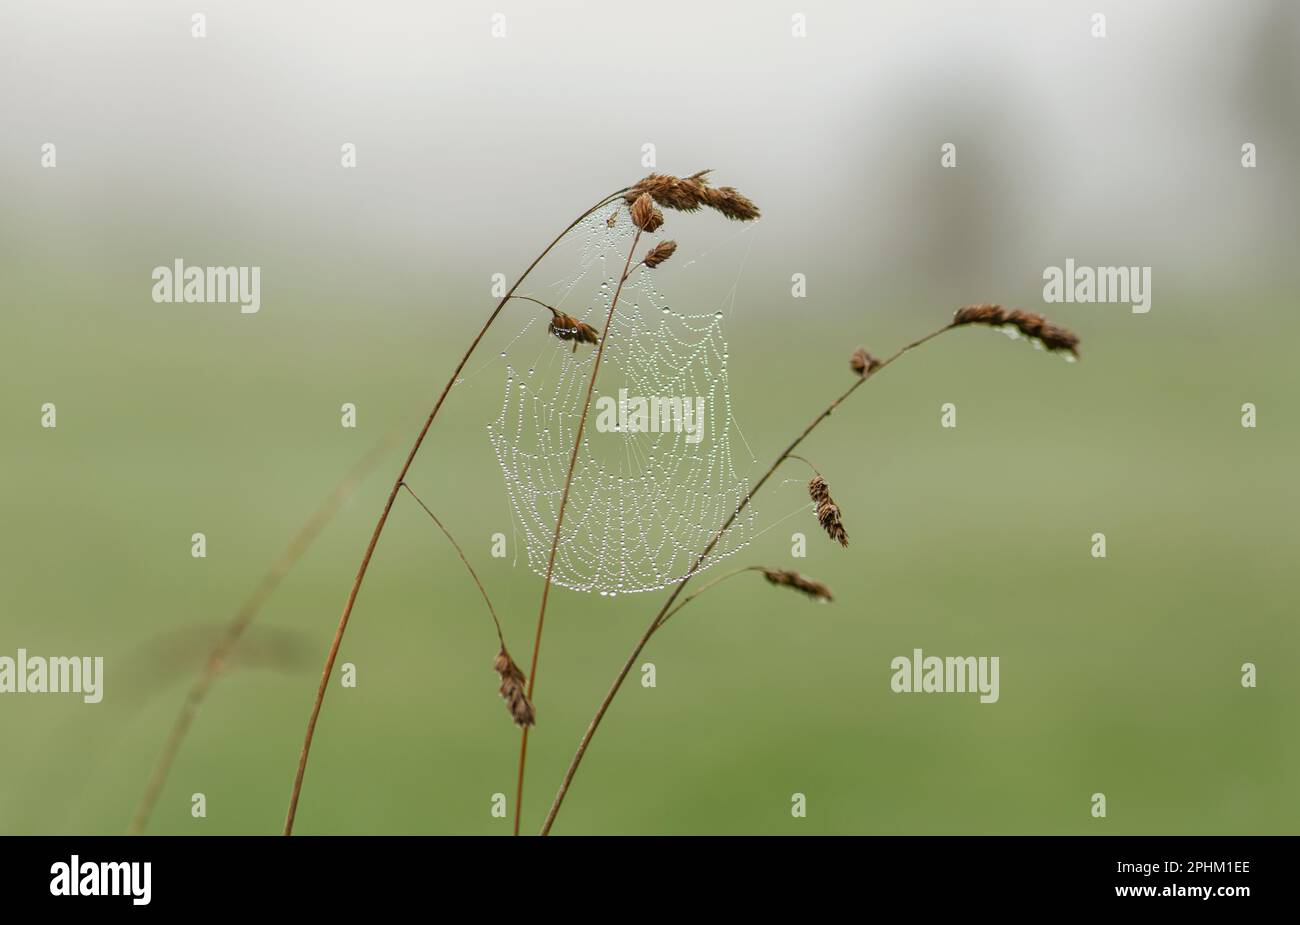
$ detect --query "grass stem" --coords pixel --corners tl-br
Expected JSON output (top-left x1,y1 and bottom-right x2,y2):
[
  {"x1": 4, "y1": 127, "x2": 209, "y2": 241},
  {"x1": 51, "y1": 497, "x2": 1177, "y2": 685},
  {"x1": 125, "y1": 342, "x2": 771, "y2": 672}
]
[
  {"x1": 282, "y1": 187, "x2": 627, "y2": 835},
  {"x1": 512, "y1": 226, "x2": 645, "y2": 835},
  {"x1": 400, "y1": 482, "x2": 505, "y2": 648},
  {"x1": 538, "y1": 320, "x2": 956, "y2": 834}
]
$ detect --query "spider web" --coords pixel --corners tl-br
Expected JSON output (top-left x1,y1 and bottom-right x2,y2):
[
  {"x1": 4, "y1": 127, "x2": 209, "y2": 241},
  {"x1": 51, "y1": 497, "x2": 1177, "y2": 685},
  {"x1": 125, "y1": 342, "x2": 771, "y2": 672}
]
[{"x1": 486, "y1": 206, "x2": 757, "y2": 595}]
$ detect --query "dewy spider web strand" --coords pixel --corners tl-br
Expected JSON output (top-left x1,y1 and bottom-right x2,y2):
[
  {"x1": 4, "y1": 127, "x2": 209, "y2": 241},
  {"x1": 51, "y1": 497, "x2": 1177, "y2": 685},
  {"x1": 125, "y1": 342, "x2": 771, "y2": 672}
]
[{"x1": 487, "y1": 208, "x2": 756, "y2": 594}]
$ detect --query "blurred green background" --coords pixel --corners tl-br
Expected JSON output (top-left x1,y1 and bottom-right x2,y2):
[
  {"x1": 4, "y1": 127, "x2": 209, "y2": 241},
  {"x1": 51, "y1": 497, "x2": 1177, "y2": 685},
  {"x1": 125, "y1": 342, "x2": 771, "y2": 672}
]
[{"x1": 1, "y1": 0, "x2": 1297, "y2": 834}]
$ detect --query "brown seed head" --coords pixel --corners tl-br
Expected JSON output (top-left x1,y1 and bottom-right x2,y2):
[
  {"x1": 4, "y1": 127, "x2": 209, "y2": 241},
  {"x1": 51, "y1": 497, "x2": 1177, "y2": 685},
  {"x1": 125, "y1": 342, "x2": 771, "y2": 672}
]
[
  {"x1": 817, "y1": 502, "x2": 848, "y2": 547},
  {"x1": 808, "y1": 476, "x2": 849, "y2": 547},
  {"x1": 761, "y1": 568, "x2": 834, "y2": 602},
  {"x1": 625, "y1": 170, "x2": 760, "y2": 221},
  {"x1": 1004, "y1": 309, "x2": 1080, "y2": 356},
  {"x1": 952, "y1": 303, "x2": 1008, "y2": 327},
  {"x1": 643, "y1": 240, "x2": 677, "y2": 269},
  {"x1": 850, "y1": 346, "x2": 881, "y2": 376},
  {"x1": 548, "y1": 310, "x2": 600, "y2": 351},
  {"x1": 629, "y1": 193, "x2": 664, "y2": 232},
  {"x1": 625, "y1": 173, "x2": 706, "y2": 212},
  {"x1": 493, "y1": 648, "x2": 535, "y2": 728},
  {"x1": 952, "y1": 303, "x2": 1080, "y2": 357},
  {"x1": 701, "y1": 186, "x2": 761, "y2": 221}
]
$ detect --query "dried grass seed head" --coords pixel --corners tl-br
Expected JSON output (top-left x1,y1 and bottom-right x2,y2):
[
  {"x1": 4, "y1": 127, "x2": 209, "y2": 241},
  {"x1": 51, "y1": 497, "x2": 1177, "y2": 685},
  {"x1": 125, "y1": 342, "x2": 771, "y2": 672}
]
[
  {"x1": 626, "y1": 170, "x2": 760, "y2": 222},
  {"x1": 701, "y1": 185, "x2": 761, "y2": 222},
  {"x1": 548, "y1": 310, "x2": 600, "y2": 351},
  {"x1": 761, "y1": 568, "x2": 834, "y2": 602},
  {"x1": 629, "y1": 192, "x2": 664, "y2": 233},
  {"x1": 953, "y1": 303, "x2": 1080, "y2": 357},
  {"x1": 493, "y1": 648, "x2": 536, "y2": 728},
  {"x1": 626, "y1": 172, "x2": 707, "y2": 212},
  {"x1": 643, "y1": 240, "x2": 677, "y2": 269},
  {"x1": 808, "y1": 476, "x2": 849, "y2": 547}
]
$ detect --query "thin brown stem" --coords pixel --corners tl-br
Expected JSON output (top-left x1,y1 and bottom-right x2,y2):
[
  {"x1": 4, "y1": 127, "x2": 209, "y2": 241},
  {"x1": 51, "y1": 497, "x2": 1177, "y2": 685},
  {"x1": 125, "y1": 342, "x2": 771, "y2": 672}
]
[
  {"x1": 127, "y1": 430, "x2": 401, "y2": 835},
  {"x1": 505, "y1": 295, "x2": 563, "y2": 315},
  {"x1": 539, "y1": 320, "x2": 956, "y2": 834},
  {"x1": 654, "y1": 566, "x2": 763, "y2": 631},
  {"x1": 786, "y1": 454, "x2": 821, "y2": 476},
  {"x1": 512, "y1": 227, "x2": 644, "y2": 835},
  {"x1": 283, "y1": 186, "x2": 627, "y2": 835},
  {"x1": 400, "y1": 482, "x2": 503, "y2": 648}
]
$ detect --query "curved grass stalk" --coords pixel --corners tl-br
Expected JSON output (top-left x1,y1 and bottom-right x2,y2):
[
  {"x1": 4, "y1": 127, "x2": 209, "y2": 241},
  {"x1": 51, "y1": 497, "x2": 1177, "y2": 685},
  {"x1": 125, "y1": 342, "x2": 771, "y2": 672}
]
[
  {"x1": 652, "y1": 566, "x2": 764, "y2": 631},
  {"x1": 539, "y1": 321, "x2": 957, "y2": 834},
  {"x1": 400, "y1": 482, "x2": 506, "y2": 647},
  {"x1": 512, "y1": 226, "x2": 645, "y2": 834},
  {"x1": 283, "y1": 187, "x2": 628, "y2": 835}
]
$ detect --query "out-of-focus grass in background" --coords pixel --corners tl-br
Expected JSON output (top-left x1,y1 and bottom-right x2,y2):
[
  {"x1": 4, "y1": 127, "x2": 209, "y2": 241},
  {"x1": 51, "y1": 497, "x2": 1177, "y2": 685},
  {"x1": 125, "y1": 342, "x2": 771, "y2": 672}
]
[{"x1": 1, "y1": 0, "x2": 1297, "y2": 834}]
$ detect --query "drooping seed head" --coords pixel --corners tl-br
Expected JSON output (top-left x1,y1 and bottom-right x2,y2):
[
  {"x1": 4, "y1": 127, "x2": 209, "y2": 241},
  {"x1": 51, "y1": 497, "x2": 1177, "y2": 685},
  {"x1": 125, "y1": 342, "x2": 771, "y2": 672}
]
[
  {"x1": 808, "y1": 476, "x2": 849, "y2": 547},
  {"x1": 548, "y1": 310, "x2": 600, "y2": 350},
  {"x1": 493, "y1": 648, "x2": 536, "y2": 728},
  {"x1": 701, "y1": 186, "x2": 761, "y2": 222},
  {"x1": 642, "y1": 240, "x2": 677, "y2": 269},
  {"x1": 626, "y1": 173, "x2": 707, "y2": 212},
  {"x1": 952, "y1": 303, "x2": 1008, "y2": 327},
  {"x1": 629, "y1": 193, "x2": 664, "y2": 232},
  {"x1": 1003, "y1": 308, "x2": 1080, "y2": 356},
  {"x1": 761, "y1": 568, "x2": 834, "y2": 602},
  {"x1": 817, "y1": 502, "x2": 848, "y2": 547},
  {"x1": 625, "y1": 170, "x2": 760, "y2": 222},
  {"x1": 952, "y1": 303, "x2": 1080, "y2": 358}
]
